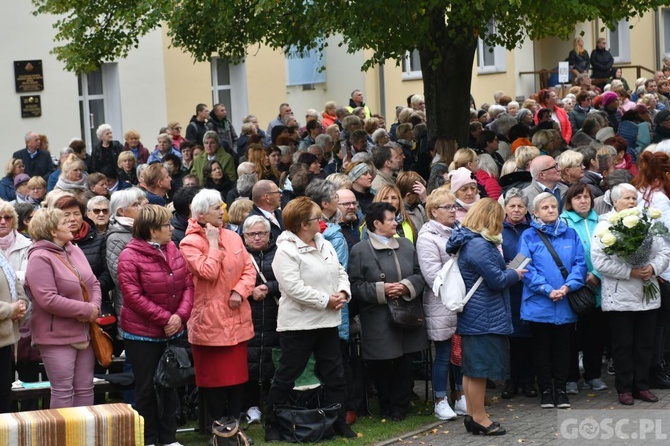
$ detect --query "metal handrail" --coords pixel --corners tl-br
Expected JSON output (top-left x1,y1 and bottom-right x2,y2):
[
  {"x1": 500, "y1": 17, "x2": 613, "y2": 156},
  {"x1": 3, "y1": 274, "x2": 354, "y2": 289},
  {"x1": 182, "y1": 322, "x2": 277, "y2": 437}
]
[{"x1": 519, "y1": 65, "x2": 656, "y2": 90}]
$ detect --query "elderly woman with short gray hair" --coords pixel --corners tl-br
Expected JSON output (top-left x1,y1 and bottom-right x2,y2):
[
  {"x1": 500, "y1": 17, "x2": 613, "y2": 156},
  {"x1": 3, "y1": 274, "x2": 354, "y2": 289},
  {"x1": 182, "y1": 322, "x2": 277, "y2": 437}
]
[
  {"x1": 107, "y1": 188, "x2": 146, "y2": 316},
  {"x1": 242, "y1": 215, "x2": 280, "y2": 424},
  {"x1": 91, "y1": 123, "x2": 123, "y2": 174},
  {"x1": 180, "y1": 189, "x2": 256, "y2": 425}
]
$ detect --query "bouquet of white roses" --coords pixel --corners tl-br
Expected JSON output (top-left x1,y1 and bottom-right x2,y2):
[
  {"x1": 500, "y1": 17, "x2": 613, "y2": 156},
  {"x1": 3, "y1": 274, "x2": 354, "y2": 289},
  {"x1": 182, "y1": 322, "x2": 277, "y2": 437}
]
[{"x1": 597, "y1": 207, "x2": 668, "y2": 303}]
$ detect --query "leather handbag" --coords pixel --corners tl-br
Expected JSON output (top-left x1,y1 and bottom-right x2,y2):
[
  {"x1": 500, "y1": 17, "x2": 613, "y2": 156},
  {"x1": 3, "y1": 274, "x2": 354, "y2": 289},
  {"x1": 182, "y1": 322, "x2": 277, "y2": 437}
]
[
  {"x1": 536, "y1": 230, "x2": 596, "y2": 316},
  {"x1": 55, "y1": 255, "x2": 114, "y2": 367},
  {"x1": 154, "y1": 342, "x2": 194, "y2": 389},
  {"x1": 387, "y1": 297, "x2": 425, "y2": 328},
  {"x1": 275, "y1": 403, "x2": 340, "y2": 443},
  {"x1": 366, "y1": 241, "x2": 425, "y2": 328},
  {"x1": 212, "y1": 417, "x2": 252, "y2": 446}
]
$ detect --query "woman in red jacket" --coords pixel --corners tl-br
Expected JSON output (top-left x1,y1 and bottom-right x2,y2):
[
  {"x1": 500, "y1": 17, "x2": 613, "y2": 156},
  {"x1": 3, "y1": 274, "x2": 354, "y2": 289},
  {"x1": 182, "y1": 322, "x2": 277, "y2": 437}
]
[
  {"x1": 118, "y1": 205, "x2": 194, "y2": 446},
  {"x1": 535, "y1": 89, "x2": 572, "y2": 145}
]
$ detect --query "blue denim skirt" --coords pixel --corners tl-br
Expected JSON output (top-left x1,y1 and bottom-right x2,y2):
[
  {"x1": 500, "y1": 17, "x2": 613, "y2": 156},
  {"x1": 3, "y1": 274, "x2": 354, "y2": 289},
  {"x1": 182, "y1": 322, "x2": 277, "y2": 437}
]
[{"x1": 461, "y1": 334, "x2": 510, "y2": 380}]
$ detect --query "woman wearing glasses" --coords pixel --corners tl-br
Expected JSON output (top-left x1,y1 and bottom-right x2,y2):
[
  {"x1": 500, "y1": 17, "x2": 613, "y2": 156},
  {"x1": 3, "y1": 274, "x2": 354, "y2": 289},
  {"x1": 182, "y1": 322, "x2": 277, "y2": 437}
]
[
  {"x1": 416, "y1": 187, "x2": 460, "y2": 420},
  {"x1": 264, "y1": 197, "x2": 356, "y2": 441},
  {"x1": 117, "y1": 205, "x2": 194, "y2": 446},
  {"x1": 241, "y1": 216, "x2": 280, "y2": 424}
]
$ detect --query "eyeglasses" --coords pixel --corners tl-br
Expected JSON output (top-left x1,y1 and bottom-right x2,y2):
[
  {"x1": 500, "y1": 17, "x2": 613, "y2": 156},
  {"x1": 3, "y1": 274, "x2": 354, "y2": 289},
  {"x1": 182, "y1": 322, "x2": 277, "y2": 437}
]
[
  {"x1": 128, "y1": 202, "x2": 141, "y2": 208},
  {"x1": 541, "y1": 163, "x2": 560, "y2": 172},
  {"x1": 339, "y1": 201, "x2": 358, "y2": 208},
  {"x1": 265, "y1": 191, "x2": 282, "y2": 195},
  {"x1": 436, "y1": 204, "x2": 456, "y2": 211},
  {"x1": 91, "y1": 208, "x2": 109, "y2": 214},
  {"x1": 0, "y1": 215, "x2": 13, "y2": 221},
  {"x1": 307, "y1": 217, "x2": 321, "y2": 223},
  {"x1": 244, "y1": 231, "x2": 269, "y2": 239},
  {"x1": 160, "y1": 223, "x2": 172, "y2": 228}
]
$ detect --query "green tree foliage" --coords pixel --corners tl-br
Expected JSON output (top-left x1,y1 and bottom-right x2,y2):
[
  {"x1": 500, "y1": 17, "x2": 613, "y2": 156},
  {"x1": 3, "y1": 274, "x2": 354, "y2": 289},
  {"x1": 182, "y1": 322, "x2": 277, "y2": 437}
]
[{"x1": 33, "y1": 0, "x2": 664, "y2": 145}]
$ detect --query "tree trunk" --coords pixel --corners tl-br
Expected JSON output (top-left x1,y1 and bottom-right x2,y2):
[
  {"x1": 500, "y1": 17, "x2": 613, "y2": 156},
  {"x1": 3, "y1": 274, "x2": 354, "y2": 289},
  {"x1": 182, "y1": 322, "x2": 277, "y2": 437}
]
[{"x1": 420, "y1": 12, "x2": 478, "y2": 151}]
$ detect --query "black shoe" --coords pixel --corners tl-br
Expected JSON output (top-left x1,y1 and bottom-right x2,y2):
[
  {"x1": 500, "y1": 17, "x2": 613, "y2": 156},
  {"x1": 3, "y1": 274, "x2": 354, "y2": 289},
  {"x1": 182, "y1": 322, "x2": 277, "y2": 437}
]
[
  {"x1": 501, "y1": 381, "x2": 517, "y2": 399},
  {"x1": 540, "y1": 390, "x2": 555, "y2": 408},
  {"x1": 470, "y1": 419, "x2": 506, "y2": 436},
  {"x1": 523, "y1": 384, "x2": 538, "y2": 398},
  {"x1": 649, "y1": 367, "x2": 670, "y2": 389},
  {"x1": 334, "y1": 422, "x2": 357, "y2": 438},
  {"x1": 464, "y1": 415, "x2": 473, "y2": 433},
  {"x1": 555, "y1": 390, "x2": 571, "y2": 409},
  {"x1": 264, "y1": 424, "x2": 281, "y2": 442},
  {"x1": 486, "y1": 379, "x2": 497, "y2": 389}
]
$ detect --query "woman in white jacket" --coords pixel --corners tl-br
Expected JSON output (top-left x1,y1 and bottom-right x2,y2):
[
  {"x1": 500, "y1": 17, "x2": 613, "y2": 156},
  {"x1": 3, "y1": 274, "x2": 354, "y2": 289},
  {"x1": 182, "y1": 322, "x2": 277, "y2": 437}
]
[
  {"x1": 592, "y1": 183, "x2": 670, "y2": 406},
  {"x1": 264, "y1": 197, "x2": 356, "y2": 441},
  {"x1": 416, "y1": 187, "x2": 459, "y2": 421}
]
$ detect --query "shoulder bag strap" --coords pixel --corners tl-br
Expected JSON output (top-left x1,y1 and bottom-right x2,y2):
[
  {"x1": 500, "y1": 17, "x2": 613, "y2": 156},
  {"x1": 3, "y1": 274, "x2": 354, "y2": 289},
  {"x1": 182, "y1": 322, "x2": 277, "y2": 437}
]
[
  {"x1": 249, "y1": 254, "x2": 267, "y2": 284},
  {"x1": 535, "y1": 229, "x2": 569, "y2": 280},
  {"x1": 54, "y1": 254, "x2": 90, "y2": 303},
  {"x1": 454, "y1": 249, "x2": 485, "y2": 301}
]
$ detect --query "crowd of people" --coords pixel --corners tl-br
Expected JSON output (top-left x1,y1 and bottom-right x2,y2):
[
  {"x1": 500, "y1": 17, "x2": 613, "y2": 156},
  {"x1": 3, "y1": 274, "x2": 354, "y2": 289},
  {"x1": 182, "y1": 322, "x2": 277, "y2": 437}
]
[{"x1": 2, "y1": 58, "x2": 670, "y2": 442}]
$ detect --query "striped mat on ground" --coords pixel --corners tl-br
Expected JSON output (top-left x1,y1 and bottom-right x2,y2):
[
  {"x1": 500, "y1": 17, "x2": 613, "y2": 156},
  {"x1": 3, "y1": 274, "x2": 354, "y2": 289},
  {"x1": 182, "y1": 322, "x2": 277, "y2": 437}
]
[{"x1": 0, "y1": 403, "x2": 144, "y2": 446}]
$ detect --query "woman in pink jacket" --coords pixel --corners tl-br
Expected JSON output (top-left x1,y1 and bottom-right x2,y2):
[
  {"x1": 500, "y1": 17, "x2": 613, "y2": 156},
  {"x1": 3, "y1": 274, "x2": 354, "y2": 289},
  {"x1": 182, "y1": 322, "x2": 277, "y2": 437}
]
[
  {"x1": 118, "y1": 205, "x2": 194, "y2": 446},
  {"x1": 25, "y1": 207, "x2": 102, "y2": 409},
  {"x1": 180, "y1": 189, "x2": 256, "y2": 425}
]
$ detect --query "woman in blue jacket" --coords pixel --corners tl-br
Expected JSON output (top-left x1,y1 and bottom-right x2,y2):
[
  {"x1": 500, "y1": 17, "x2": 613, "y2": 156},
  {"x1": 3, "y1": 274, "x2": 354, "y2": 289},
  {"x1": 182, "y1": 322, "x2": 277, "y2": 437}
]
[
  {"x1": 446, "y1": 198, "x2": 525, "y2": 436},
  {"x1": 560, "y1": 183, "x2": 606, "y2": 395},
  {"x1": 518, "y1": 192, "x2": 587, "y2": 411}
]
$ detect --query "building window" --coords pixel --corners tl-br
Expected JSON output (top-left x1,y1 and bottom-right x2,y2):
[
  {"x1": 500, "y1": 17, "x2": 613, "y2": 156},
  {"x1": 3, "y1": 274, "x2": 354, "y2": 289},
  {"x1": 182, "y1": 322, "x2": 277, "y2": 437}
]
[
  {"x1": 78, "y1": 64, "x2": 121, "y2": 152},
  {"x1": 477, "y1": 21, "x2": 506, "y2": 74},
  {"x1": 605, "y1": 19, "x2": 631, "y2": 64},
  {"x1": 662, "y1": 8, "x2": 670, "y2": 60},
  {"x1": 403, "y1": 49, "x2": 422, "y2": 80},
  {"x1": 211, "y1": 58, "x2": 233, "y2": 122},
  {"x1": 285, "y1": 42, "x2": 326, "y2": 86}
]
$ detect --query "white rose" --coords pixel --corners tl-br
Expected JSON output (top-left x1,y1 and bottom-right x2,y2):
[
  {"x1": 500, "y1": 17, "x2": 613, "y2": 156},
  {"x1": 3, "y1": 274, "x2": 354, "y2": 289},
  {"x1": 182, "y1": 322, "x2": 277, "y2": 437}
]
[
  {"x1": 608, "y1": 213, "x2": 622, "y2": 224},
  {"x1": 650, "y1": 208, "x2": 662, "y2": 219},
  {"x1": 622, "y1": 215, "x2": 639, "y2": 228},
  {"x1": 601, "y1": 232, "x2": 617, "y2": 247}
]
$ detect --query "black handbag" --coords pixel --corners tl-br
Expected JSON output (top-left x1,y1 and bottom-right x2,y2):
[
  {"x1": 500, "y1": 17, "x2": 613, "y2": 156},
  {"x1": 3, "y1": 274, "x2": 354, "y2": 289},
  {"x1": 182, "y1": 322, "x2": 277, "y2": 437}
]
[
  {"x1": 275, "y1": 403, "x2": 340, "y2": 443},
  {"x1": 536, "y1": 230, "x2": 596, "y2": 316},
  {"x1": 387, "y1": 297, "x2": 425, "y2": 328},
  {"x1": 212, "y1": 417, "x2": 252, "y2": 446},
  {"x1": 154, "y1": 341, "x2": 194, "y2": 389},
  {"x1": 366, "y1": 241, "x2": 425, "y2": 329}
]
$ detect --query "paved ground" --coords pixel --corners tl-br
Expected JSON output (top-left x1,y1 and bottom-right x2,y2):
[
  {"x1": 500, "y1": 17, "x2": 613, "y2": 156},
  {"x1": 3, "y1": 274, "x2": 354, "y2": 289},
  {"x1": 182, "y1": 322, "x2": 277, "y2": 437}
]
[{"x1": 381, "y1": 371, "x2": 670, "y2": 445}]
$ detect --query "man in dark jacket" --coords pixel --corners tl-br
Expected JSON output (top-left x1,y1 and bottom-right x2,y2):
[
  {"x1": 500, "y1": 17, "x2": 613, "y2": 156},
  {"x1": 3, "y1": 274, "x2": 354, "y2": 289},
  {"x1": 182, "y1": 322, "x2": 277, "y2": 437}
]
[
  {"x1": 248, "y1": 180, "x2": 284, "y2": 243},
  {"x1": 185, "y1": 103, "x2": 210, "y2": 145},
  {"x1": 207, "y1": 104, "x2": 238, "y2": 150},
  {"x1": 590, "y1": 37, "x2": 614, "y2": 90},
  {"x1": 13, "y1": 131, "x2": 54, "y2": 182},
  {"x1": 170, "y1": 186, "x2": 201, "y2": 247}
]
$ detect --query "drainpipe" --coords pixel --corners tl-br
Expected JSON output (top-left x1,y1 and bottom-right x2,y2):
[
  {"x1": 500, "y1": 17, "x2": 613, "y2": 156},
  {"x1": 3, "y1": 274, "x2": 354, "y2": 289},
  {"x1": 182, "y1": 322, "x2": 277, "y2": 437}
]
[
  {"x1": 378, "y1": 62, "x2": 386, "y2": 119},
  {"x1": 655, "y1": 9, "x2": 661, "y2": 70}
]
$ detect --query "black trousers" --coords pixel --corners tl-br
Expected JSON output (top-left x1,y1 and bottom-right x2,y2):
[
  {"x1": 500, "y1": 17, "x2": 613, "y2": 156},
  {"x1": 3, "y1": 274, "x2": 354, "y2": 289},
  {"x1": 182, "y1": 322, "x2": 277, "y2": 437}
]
[
  {"x1": 531, "y1": 322, "x2": 573, "y2": 393},
  {"x1": 14, "y1": 360, "x2": 40, "y2": 411},
  {"x1": 568, "y1": 309, "x2": 607, "y2": 382},
  {"x1": 125, "y1": 339, "x2": 177, "y2": 446},
  {"x1": 266, "y1": 328, "x2": 347, "y2": 425},
  {"x1": 609, "y1": 310, "x2": 657, "y2": 393},
  {"x1": 652, "y1": 307, "x2": 670, "y2": 366},
  {"x1": 0, "y1": 346, "x2": 12, "y2": 413},
  {"x1": 367, "y1": 354, "x2": 413, "y2": 417},
  {"x1": 509, "y1": 337, "x2": 534, "y2": 387}
]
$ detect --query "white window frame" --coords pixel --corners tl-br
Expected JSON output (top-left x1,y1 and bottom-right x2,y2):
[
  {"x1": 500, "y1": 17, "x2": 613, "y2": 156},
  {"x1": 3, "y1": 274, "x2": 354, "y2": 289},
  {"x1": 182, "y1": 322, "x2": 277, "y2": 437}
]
[
  {"x1": 477, "y1": 22, "x2": 507, "y2": 74},
  {"x1": 661, "y1": 8, "x2": 670, "y2": 61},
  {"x1": 78, "y1": 64, "x2": 121, "y2": 153},
  {"x1": 211, "y1": 57, "x2": 249, "y2": 132},
  {"x1": 211, "y1": 58, "x2": 232, "y2": 110},
  {"x1": 284, "y1": 41, "x2": 326, "y2": 87},
  {"x1": 402, "y1": 49, "x2": 423, "y2": 80},
  {"x1": 605, "y1": 19, "x2": 631, "y2": 64}
]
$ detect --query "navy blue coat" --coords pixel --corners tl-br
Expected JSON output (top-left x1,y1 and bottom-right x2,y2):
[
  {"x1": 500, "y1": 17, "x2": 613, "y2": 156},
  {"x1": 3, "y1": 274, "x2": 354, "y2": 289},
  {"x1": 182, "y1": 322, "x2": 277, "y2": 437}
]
[
  {"x1": 446, "y1": 227, "x2": 519, "y2": 336},
  {"x1": 502, "y1": 219, "x2": 532, "y2": 337}
]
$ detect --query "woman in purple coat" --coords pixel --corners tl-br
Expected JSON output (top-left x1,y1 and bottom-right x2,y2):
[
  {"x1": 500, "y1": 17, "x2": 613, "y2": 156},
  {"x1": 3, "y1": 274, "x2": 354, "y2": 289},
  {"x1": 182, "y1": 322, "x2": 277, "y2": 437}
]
[{"x1": 25, "y1": 208, "x2": 102, "y2": 409}]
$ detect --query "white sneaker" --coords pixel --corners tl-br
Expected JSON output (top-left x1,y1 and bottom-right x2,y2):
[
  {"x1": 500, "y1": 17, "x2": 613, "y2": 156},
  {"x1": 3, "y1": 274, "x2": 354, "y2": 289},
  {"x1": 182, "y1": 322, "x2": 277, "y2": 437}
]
[
  {"x1": 434, "y1": 399, "x2": 457, "y2": 421},
  {"x1": 565, "y1": 382, "x2": 579, "y2": 395},
  {"x1": 159, "y1": 443, "x2": 184, "y2": 446},
  {"x1": 246, "y1": 406, "x2": 262, "y2": 424},
  {"x1": 453, "y1": 395, "x2": 467, "y2": 416}
]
